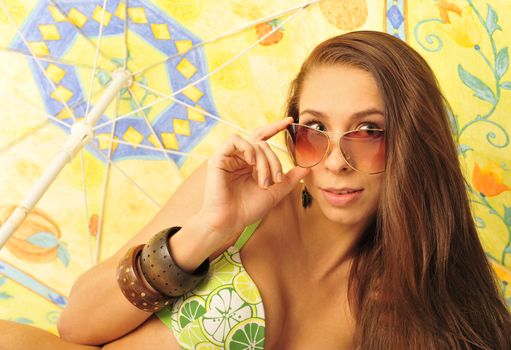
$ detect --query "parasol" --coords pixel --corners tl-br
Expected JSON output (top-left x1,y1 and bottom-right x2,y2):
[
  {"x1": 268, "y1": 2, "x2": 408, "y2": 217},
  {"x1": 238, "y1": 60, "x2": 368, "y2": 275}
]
[{"x1": 0, "y1": 0, "x2": 509, "y2": 335}]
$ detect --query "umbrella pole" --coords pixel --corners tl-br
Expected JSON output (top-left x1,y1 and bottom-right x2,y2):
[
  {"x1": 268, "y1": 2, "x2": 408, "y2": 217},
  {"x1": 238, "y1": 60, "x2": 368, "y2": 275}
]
[{"x1": 0, "y1": 69, "x2": 132, "y2": 249}]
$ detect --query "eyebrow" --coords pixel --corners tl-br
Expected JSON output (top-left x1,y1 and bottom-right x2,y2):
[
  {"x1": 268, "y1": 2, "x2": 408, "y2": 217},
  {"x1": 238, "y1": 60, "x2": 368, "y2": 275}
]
[{"x1": 299, "y1": 108, "x2": 384, "y2": 120}]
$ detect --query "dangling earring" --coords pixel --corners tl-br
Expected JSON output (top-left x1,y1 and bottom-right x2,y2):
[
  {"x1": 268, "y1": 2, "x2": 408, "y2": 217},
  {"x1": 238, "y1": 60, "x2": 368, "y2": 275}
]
[{"x1": 301, "y1": 186, "x2": 312, "y2": 208}]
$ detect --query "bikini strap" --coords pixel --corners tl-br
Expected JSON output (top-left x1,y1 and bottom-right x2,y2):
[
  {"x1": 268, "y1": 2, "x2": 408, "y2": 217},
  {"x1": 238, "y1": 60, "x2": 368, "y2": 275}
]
[{"x1": 234, "y1": 219, "x2": 262, "y2": 250}]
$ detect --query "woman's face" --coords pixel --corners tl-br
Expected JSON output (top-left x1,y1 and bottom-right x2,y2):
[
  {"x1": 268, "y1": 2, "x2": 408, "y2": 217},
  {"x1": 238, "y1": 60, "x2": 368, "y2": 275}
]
[{"x1": 297, "y1": 64, "x2": 385, "y2": 228}]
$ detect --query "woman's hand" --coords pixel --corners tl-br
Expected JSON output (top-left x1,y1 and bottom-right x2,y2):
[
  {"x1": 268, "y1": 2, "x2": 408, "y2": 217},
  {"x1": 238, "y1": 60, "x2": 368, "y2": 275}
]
[{"x1": 198, "y1": 117, "x2": 310, "y2": 246}]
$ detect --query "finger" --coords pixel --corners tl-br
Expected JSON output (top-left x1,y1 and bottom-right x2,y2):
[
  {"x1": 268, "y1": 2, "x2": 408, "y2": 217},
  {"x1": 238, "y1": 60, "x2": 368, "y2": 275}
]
[
  {"x1": 266, "y1": 166, "x2": 311, "y2": 203},
  {"x1": 250, "y1": 117, "x2": 294, "y2": 142},
  {"x1": 219, "y1": 134, "x2": 255, "y2": 165},
  {"x1": 252, "y1": 142, "x2": 271, "y2": 188},
  {"x1": 256, "y1": 140, "x2": 283, "y2": 184}
]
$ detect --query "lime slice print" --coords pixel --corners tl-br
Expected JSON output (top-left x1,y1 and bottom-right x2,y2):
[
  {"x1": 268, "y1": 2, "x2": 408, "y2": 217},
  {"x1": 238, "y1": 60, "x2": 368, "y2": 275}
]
[
  {"x1": 209, "y1": 255, "x2": 241, "y2": 285},
  {"x1": 225, "y1": 318, "x2": 265, "y2": 350},
  {"x1": 201, "y1": 286, "x2": 253, "y2": 345},
  {"x1": 176, "y1": 321, "x2": 206, "y2": 350},
  {"x1": 254, "y1": 302, "x2": 265, "y2": 318},
  {"x1": 194, "y1": 256, "x2": 240, "y2": 296},
  {"x1": 193, "y1": 277, "x2": 215, "y2": 297},
  {"x1": 170, "y1": 297, "x2": 184, "y2": 332},
  {"x1": 233, "y1": 270, "x2": 261, "y2": 304},
  {"x1": 154, "y1": 299, "x2": 182, "y2": 333},
  {"x1": 175, "y1": 296, "x2": 208, "y2": 349},
  {"x1": 225, "y1": 247, "x2": 242, "y2": 266},
  {"x1": 178, "y1": 296, "x2": 206, "y2": 329},
  {"x1": 195, "y1": 342, "x2": 223, "y2": 350}
]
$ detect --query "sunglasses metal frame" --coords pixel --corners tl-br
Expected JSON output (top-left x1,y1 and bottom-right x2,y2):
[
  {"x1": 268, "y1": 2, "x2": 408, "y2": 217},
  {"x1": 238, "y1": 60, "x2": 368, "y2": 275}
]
[{"x1": 286, "y1": 123, "x2": 385, "y2": 174}]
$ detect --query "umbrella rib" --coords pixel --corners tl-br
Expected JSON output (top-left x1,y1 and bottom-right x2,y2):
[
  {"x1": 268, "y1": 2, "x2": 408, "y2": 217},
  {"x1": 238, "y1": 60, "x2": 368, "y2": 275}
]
[
  {"x1": 133, "y1": 81, "x2": 287, "y2": 153},
  {"x1": 0, "y1": 120, "x2": 51, "y2": 155},
  {"x1": 0, "y1": 0, "x2": 77, "y2": 123},
  {"x1": 84, "y1": 0, "x2": 109, "y2": 119},
  {"x1": 89, "y1": 142, "x2": 162, "y2": 208},
  {"x1": 133, "y1": 81, "x2": 249, "y2": 134},
  {"x1": 94, "y1": 136, "x2": 207, "y2": 159},
  {"x1": 0, "y1": 47, "x2": 110, "y2": 72},
  {"x1": 95, "y1": 93, "x2": 122, "y2": 265},
  {"x1": 127, "y1": 87, "x2": 179, "y2": 167},
  {"x1": 0, "y1": 94, "x2": 72, "y2": 130},
  {"x1": 48, "y1": 0, "x2": 121, "y2": 69},
  {"x1": 202, "y1": 0, "x2": 320, "y2": 45},
  {"x1": 132, "y1": 0, "x2": 320, "y2": 77},
  {"x1": 65, "y1": 84, "x2": 110, "y2": 118},
  {"x1": 76, "y1": 0, "x2": 109, "y2": 263},
  {"x1": 123, "y1": 0, "x2": 129, "y2": 70},
  {"x1": 94, "y1": 5, "x2": 306, "y2": 132}
]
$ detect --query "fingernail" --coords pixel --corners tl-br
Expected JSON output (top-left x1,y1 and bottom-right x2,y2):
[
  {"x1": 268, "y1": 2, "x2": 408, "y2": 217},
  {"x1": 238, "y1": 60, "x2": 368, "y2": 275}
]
[
  {"x1": 263, "y1": 178, "x2": 270, "y2": 189},
  {"x1": 276, "y1": 171, "x2": 283, "y2": 183}
]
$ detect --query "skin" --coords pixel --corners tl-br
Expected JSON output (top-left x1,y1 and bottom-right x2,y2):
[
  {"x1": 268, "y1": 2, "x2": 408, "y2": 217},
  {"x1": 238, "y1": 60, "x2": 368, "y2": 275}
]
[
  {"x1": 256, "y1": 65, "x2": 385, "y2": 348},
  {"x1": 1, "y1": 65, "x2": 385, "y2": 350},
  {"x1": 296, "y1": 64, "x2": 384, "y2": 260}
]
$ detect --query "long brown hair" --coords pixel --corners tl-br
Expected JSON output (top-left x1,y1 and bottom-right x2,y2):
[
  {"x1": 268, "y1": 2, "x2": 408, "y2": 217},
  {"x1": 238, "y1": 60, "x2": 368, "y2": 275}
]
[{"x1": 285, "y1": 31, "x2": 511, "y2": 349}]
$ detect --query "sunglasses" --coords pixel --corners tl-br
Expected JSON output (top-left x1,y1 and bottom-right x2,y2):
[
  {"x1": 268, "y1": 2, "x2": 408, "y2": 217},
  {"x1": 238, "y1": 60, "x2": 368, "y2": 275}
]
[{"x1": 286, "y1": 123, "x2": 385, "y2": 174}]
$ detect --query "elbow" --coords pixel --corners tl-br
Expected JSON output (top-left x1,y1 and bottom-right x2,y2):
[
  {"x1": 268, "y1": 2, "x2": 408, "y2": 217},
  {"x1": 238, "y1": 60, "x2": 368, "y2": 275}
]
[
  {"x1": 57, "y1": 308, "x2": 101, "y2": 345},
  {"x1": 57, "y1": 309, "x2": 81, "y2": 343}
]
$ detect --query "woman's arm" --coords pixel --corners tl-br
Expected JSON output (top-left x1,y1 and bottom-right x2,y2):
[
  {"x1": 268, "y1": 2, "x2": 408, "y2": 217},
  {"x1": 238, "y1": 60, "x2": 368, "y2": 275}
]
[
  {"x1": 58, "y1": 118, "x2": 308, "y2": 346},
  {"x1": 1, "y1": 315, "x2": 180, "y2": 350},
  {"x1": 1, "y1": 319, "x2": 100, "y2": 350},
  {"x1": 57, "y1": 162, "x2": 219, "y2": 345}
]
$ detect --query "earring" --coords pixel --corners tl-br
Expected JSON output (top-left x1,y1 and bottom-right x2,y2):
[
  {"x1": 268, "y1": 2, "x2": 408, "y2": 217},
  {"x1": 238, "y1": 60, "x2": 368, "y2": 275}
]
[{"x1": 301, "y1": 186, "x2": 312, "y2": 208}]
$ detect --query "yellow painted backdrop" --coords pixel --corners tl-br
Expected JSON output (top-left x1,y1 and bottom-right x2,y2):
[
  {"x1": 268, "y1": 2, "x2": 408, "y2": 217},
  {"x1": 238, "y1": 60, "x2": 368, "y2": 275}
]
[{"x1": 0, "y1": 0, "x2": 509, "y2": 334}]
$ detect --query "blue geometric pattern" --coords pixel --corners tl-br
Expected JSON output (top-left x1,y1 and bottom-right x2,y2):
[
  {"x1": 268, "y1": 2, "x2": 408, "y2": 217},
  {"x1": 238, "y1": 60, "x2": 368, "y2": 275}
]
[
  {"x1": 386, "y1": 0, "x2": 406, "y2": 40},
  {"x1": 10, "y1": 0, "x2": 219, "y2": 166}
]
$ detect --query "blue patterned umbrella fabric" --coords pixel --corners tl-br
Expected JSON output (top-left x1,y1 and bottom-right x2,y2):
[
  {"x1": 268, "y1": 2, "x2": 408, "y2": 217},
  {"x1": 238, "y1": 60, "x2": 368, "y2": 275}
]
[{"x1": 1, "y1": 0, "x2": 509, "y2": 335}]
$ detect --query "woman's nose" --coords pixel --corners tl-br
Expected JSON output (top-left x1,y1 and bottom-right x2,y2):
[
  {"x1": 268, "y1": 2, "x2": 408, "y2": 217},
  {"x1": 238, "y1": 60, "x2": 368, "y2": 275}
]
[{"x1": 322, "y1": 138, "x2": 352, "y2": 173}]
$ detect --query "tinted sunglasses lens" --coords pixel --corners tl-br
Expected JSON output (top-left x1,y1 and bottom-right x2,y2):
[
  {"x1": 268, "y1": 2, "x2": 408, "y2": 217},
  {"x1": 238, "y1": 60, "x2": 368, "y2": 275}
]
[
  {"x1": 292, "y1": 125, "x2": 328, "y2": 167},
  {"x1": 340, "y1": 130, "x2": 385, "y2": 173}
]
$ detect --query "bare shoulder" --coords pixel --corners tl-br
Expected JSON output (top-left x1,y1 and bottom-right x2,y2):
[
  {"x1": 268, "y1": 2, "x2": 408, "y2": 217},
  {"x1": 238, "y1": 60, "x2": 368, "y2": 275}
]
[
  {"x1": 246, "y1": 186, "x2": 299, "y2": 248},
  {"x1": 209, "y1": 185, "x2": 299, "y2": 260},
  {"x1": 263, "y1": 186, "x2": 300, "y2": 233},
  {"x1": 101, "y1": 315, "x2": 179, "y2": 350}
]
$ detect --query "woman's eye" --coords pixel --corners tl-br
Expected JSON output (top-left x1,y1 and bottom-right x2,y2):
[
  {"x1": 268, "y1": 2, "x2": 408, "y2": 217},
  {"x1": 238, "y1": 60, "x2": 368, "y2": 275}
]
[
  {"x1": 357, "y1": 123, "x2": 384, "y2": 137},
  {"x1": 358, "y1": 123, "x2": 381, "y2": 131},
  {"x1": 304, "y1": 121, "x2": 326, "y2": 131}
]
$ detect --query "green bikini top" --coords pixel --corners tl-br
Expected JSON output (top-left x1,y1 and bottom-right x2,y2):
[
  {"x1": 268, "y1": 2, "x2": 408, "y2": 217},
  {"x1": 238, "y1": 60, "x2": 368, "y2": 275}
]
[{"x1": 156, "y1": 220, "x2": 266, "y2": 349}]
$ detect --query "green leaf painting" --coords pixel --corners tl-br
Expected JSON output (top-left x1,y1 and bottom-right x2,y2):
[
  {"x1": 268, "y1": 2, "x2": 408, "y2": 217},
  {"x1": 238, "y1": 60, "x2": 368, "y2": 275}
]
[{"x1": 458, "y1": 65, "x2": 496, "y2": 105}]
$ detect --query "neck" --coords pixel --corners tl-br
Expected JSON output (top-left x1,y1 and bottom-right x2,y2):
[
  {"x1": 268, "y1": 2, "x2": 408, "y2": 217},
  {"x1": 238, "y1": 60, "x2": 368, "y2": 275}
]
[{"x1": 289, "y1": 187, "x2": 367, "y2": 280}]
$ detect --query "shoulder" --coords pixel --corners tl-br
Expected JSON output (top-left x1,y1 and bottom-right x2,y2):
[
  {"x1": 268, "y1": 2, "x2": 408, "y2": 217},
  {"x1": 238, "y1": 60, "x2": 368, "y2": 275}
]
[
  {"x1": 264, "y1": 185, "x2": 300, "y2": 232},
  {"x1": 209, "y1": 186, "x2": 300, "y2": 259},
  {"x1": 241, "y1": 187, "x2": 300, "y2": 251}
]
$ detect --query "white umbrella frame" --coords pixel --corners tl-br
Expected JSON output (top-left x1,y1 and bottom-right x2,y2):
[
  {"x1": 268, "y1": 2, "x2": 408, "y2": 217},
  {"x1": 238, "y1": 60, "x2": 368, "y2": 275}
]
[{"x1": 0, "y1": 0, "x2": 317, "y2": 260}]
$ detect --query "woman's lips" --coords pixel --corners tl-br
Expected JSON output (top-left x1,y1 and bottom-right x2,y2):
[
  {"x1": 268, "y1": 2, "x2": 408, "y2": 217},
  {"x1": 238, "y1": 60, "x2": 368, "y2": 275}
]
[{"x1": 320, "y1": 188, "x2": 363, "y2": 206}]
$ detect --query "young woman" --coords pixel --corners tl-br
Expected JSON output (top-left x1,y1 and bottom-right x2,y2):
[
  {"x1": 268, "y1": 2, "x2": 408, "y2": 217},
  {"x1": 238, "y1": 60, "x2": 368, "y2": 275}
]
[{"x1": 2, "y1": 30, "x2": 510, "y2": 350}]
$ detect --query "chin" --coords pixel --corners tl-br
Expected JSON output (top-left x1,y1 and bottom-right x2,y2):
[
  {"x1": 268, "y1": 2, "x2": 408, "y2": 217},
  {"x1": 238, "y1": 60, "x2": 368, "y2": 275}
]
[
  {"x1": 315, "y1": 198, "x2": 377, "y2": 229},
  {"x1": 325, "y1": 210, "x2": 366, "y2": 227}
]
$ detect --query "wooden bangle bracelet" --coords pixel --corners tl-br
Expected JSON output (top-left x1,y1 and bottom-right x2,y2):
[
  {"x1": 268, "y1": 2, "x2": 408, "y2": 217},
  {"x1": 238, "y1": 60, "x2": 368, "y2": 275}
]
[
  {"x1": 116, "y1": 244, "x2": 172, "y2": 312},
  {"x1": 140, "y1": 227, "x2": 209, "y2": 297}
]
